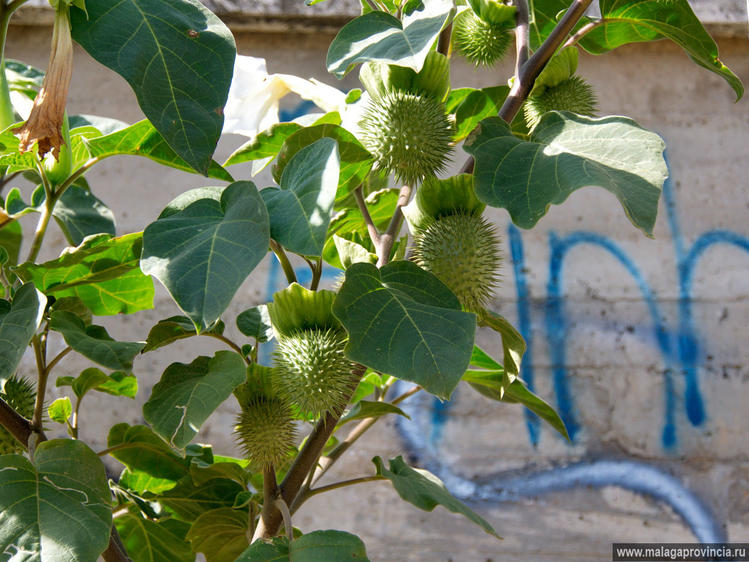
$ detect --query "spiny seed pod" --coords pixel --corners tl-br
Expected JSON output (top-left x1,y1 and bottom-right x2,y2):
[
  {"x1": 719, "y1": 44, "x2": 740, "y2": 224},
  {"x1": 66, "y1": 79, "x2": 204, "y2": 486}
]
[
  {"x1": 524, "y1": 75, "x2": 597, "y2": 129},
  {"x1": 452, "y1": 9, "x2": 512, "y2": 67},
  {"x1": 414, "y1": 213, "x2": 501, "y2": 313},
  {"x1": 274, "y1": 328, "x2": 356, "y2": 417},
  {"x1": 234, "y1": 396, "x2": 296, "y2": 469},
  {"x1": 0, "y1": 376, "x2": 36, "y2": 455},
  {"x1": 358, "y1": 91, "x2": 453, "y2": 186}
]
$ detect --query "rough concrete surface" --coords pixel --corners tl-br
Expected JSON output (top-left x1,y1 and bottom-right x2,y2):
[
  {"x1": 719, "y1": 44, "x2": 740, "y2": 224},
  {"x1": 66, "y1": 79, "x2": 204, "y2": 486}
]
[{"x1": 6, "y1": 5, "x2": 749, "y2": 561}]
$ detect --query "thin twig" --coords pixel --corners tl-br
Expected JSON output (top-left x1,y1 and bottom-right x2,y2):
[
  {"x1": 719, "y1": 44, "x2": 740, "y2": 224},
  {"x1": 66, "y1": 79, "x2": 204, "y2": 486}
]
[
  {"x1": 203, "y1": 333, "x2": 250, "y2": 365},
  {"x1": 30, "y1": 336, "x2": 47, "y2": 434},
  {"x1": 269, "y1": 239, "x2": 297, "y2": 285},
  {"x1": 275, "y1": 498, "x2": 294, "y2": 542},
  {"x1": 354, "y1": 186, "x2": 380, "y2": 246},
  {"x1": 376, "y1": 185, "x2": 411, "y2": 267},
  {"x1": 44, "y1": 346, "x2": 71, "y2": 375},
  {"x1": 309, "y1": 259, "x2": 323, "y2": 291},
  {"x1": 562, "y1": 19, "x2": 604, "y2": 49},
  {"x1": 306, "y1": 475, "x2": 385, "y2": 499}
]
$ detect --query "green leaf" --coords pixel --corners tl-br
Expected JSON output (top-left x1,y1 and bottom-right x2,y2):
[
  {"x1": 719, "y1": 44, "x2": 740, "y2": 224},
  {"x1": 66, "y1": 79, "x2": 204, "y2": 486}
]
[
  {"x1": 119, "y1": 468, "x2": 179, "y2": 495},
  {"x1": 14, "y1": 232, "x2": 154, "y2": 315},
  {"x1": 115, "y1": 510, "x2": 193, "y2": 562},
  {"x1": 57, "y1": 367, "x2": 137, "y2": 399},
  {"x1": 189, "y1": 459, "x2": 249, "y2": 488},
  {"x1": 236, "y1": 530, "x2": 369, "y2": 561},
  {"x1": 236, "y1": 305, "x2": 273, "y2": 343},
  {"x1": 448, "y1": 86, "x2": 509, "y2": 141},
  {"x1": 0, "y1": 440, "x2": 112, "y2": 561},
  {"x1": 142, "y1": 315, "x2": 224, "y2": 353},
  {"x1": 53, "y1": 185, "x2": 116, "y2": 246},
  {"x1": 579, "y1": 0, "x2": 743, "y2": 99},
  {"x1": 82, "y1": 120, "x2": 232, "y2": 181},
  {"x1": 373, "y1": 456, "x2": 500, "y2": 538},
  {"x1": 143, "y1": 351, "x2": 246, "y2": 448},
  {"x1": 333, "y1": 235, "x2": 377, "y2": 269},
  {"x1": 327, "y1": 0, "x2": 453, "y2": 78},
  {"x1": 0, "y1": 221, "x2": 23, "y2": 266},
  {"x1": 333, "y1": 261, "x2": 476, "y2": 399},
  {"x1": 141, "y1": 182, "x2": 270, "y2": 332},
  {"x1": 464, "y1": 114, "x2": 667, "y2": 237},
  {"x1": 273, "y1": 125, "x2": 373, "y2": 200},
  {"x1": 339, "y1": 400, "x2": 411, "y2": 425},
  {"x1": 50, "y1": 310, "x2": 145, "y2": 370},
  {"x1": 529, "y1": 0, "x2": 571, "y2": 49},
  {"x1": 70, "y1": 1, "x2": 236, "y2": 173},
  {"x1": 48, "y1": 397, "x2": 72, "y2": 424},
  {"x1": 0, "y1": 283, "x2": 46, "y2": 384},
  {"x1": 223, "y1": 122, "x2": 302, "y2": 168},
  {"x1": 479, "y1": 310, "x2": 526, "y2": 377},
  {"x1": 186, "y1": 507, "x2": 249, "y2": 562},
  {"x1": 158, "y1": 476, "x2": 243, "y2": 523},
  {"x1": 262, "y1": 138, "x2": 340, "y2": 257},
  {"x1": 107, "y1": 423, "x2": 188, "y2": 482}
]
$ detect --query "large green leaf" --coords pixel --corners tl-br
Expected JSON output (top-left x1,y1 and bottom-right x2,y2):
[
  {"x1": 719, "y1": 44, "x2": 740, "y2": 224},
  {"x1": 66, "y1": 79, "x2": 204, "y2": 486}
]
[
  {"x1": 141, "y1": 182, "x2": 269, "y2": 332},
  {"x1": 107, "y1": 423, "x2": 188, "y2": 482},
  {"x1": 223, "y1": 122, "x2": 302, "y2": 168},
  {"x1": 528, "y1": 0, "x2": 571, "y2": 49},
  {"x1": 236, "y1": 530, "x2": 369, "y2": 561},
  {"x1": 236, "y1": 305, "x2": 273, "y2": 343},
  {"x1": 186, "y1": 507, "x2": 249, "y2": 562},
  {"x1": 332, "y1": 261, "x2": 476, "y2": 399},
  {"x1": 70, "y1": 0, "x2": 236, "y2": 173},
  {"x1": 50, "y1": 310, "x2": 145, "y2": 370},
  {"x1": 115, "y1": 510, "x2": 193, "y2": 562},
  {"x1": 56, "y1": 367, "x2": 137, "y2": 400},
  {"x1": 579, "y1": 0, "x2": 743, "y2": 99},
  {"x1": 0, "y1": 283, "x2": 46, "y2": 384},
  {"x1": 373, "y1": 456, "x2": 500, "y2": 538},
  {"x1": 326, "y1": 0, "x2": 453, "y2": 77},
  {"x1": 53, "y1": 185, "x2": 116, "y2": 245},
  {"x1": 142, "y1": 315, "x2": 225, "y2": 353},
  {"x1": 262, "y1": 138, "x2": 340, "y2": 257},
  {"x1": 446, "y1": 86, "x2": 509, "y2": 141},
  {"x1": 14, "y1": 232, "x2": 154, "y2": 315},
  {"x1": 82, "y1": 120, "x2": 232, "y2": 181},
  {"x1": 273, "y1": 125, "x2": 373, "y2": 200},
  {"x1": 464, "y1": 113, "x2": 667, "y2": 236},
  {"x1": 0, "y1": 440, "x2": 111, "y2": 561},
  {"x1": 143, "y1": 351, "x2": 246, "y2": 448},
  {"x1": 158, "y1": 476, "x2": 243, "y2": 522}
]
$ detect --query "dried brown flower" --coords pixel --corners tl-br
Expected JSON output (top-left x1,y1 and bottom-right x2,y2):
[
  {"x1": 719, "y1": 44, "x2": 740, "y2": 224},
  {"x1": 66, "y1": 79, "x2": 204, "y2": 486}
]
[{"x1": 13, "y1": 7, "x2": 73, "y2": 160}]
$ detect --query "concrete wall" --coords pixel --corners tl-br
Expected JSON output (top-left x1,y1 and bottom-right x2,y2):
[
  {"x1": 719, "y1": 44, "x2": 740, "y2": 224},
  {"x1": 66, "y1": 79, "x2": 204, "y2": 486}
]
[{"x1": 7, "y1": 3, "x2": 749, "y2": 560}]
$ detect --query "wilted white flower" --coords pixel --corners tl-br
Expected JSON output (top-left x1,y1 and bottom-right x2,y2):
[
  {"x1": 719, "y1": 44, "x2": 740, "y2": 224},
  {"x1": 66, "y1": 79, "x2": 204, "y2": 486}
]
[{"x1": 223, "y1": 55, "x2": 347, "y2": 137}]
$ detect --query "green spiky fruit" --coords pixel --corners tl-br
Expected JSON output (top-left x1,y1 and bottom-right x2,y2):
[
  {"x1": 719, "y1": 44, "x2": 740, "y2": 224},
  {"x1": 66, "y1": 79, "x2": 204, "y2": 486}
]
[
  {"x1": 414, "y1": 213, "x2": 501, "y2": 312},
  {"x1": 358, "y1": 91, "x2": 453, "y2": 185},
  {"x1": 524, "y1": 75, "x2": 597, "y2": 129},
  {"x1": 0, "y1": 376, "x2": 36, "y2": 455},
  {"x1": 234, "y1": 396, "x2": 296, "y2": 469},
  {"x1": 452, "y1": 10, "x2": 512, "y2": 67},
  {"x1": 273, "y1": 328, "x2": 356, "y2": 417}
]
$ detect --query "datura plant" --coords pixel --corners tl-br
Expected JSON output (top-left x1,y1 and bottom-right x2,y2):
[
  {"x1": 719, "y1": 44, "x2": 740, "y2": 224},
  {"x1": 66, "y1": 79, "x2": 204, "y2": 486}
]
[{"x1": 0, "y1": 0, "x2": 742, "y2": 559}]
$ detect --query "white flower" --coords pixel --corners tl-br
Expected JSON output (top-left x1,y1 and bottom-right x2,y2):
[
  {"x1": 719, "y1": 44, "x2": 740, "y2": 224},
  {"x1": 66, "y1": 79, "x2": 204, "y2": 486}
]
[{"x1": 223, "y1": 55, "x2": 347, "y2": 137}]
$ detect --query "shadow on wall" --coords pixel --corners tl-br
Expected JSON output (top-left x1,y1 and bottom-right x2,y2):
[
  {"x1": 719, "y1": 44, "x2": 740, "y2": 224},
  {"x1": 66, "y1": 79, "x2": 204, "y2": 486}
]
[{"x1": 265, "y1": 101, "x2": 749, "y2": 543}]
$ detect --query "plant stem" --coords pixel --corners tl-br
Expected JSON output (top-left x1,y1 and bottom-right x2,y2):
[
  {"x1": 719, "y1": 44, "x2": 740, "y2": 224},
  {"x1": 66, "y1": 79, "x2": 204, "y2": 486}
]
[
  {"x1": 253, "y1": 369, "x2": 364, "y2": 539},
  {"x1": 203, "y1": 333, "x2": 250, "y2": 365},
  {"x1": 309, "y1": 384, "x2": 422, "y2": 490},
  {"x1": 514, "y1": 0, "x2": 530, "y2": 75},
  {"x1": 305, "y1": 475, "x2": 385, "y2": 499},
  {"x1": 309, "y1": 259, "x2": 323, "y2": 291},
  {"x1": 498, "y1": 0, "x2": 593, "y2": 123},
  {"x1": 354, "y1": 186, "x2": 380, "y2": 246},
  {"x1": 253, "y1": 465, "x2": 280, "y2": 542},
  {"x1": 30, "y1": 335, "x2": 47, "y2": 434},
  {"x1": 45, "y1": 345, "x2": 71, "y2": 374},
  {"x1": 270, "y1": 239, "x2": 297, "y2": 285},
  {"x1": 0, "y1": 396, "x2": 42, "y2": 449},
  {"x1": 562, "y1": 19, "x2": 604, "y2": 48},
  {"x1": 26, "y1": 199, "x2": 54, "y2": 264},
  {"x1": 101, "y1": 526, "x2": 132, "y2": 562},
  {"x1": 376, "y1": 185, "x2": 411, "y2": 267},
  {"x1": 460, "y1": 0, "x2": 593, "y2": 175},
  {"x1": 275, "y1": 498, "x2": 293, "y2": 542}
]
